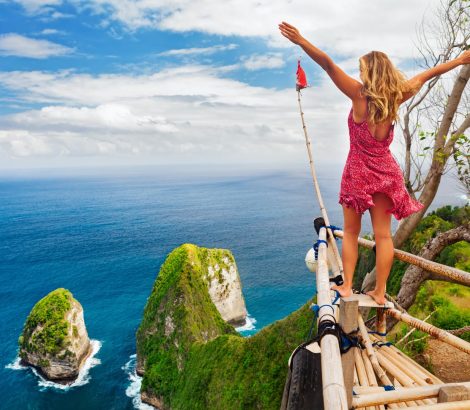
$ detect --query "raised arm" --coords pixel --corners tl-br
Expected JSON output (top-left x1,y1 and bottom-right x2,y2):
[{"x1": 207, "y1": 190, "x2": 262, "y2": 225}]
[
  {"x1": 279, "y1": 22, "x2": 362, "y2": 100},
  {"x1": 401, "y1": 50, "x2": 470, "y2": 103}
]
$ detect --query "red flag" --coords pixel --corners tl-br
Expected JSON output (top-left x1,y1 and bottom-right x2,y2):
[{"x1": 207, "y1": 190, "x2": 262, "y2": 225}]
[{"x1": 296, "y1": 59, "x2": 308, "y2": 91}]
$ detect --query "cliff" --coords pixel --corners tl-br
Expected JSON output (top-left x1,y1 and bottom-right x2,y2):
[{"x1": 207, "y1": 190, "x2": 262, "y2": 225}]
[
  {"x1": 19, "y1": 288, "x2": 91, "y2": 383},
  {"x1": 136, "y1": 244, "x2": 313, "y2": 409}
]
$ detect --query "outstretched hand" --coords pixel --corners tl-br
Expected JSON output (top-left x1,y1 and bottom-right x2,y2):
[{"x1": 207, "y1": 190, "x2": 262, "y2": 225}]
[
  {"x1": 278, "y1": 21, "x2": 304, "y2": 45},
  {"x1": 459, "y1": 50, "x2": 470, "y2": 64}
]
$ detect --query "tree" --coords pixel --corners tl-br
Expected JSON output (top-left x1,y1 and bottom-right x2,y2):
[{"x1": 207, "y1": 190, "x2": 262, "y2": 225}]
[{"x1": 361, "y1": 0, "x2": 470, "y2": 293}]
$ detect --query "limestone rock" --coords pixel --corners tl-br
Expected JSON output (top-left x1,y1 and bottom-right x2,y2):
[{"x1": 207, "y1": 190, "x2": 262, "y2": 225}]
[
  {"x1": 205, "y1": 255, "x2": 247, "y2": 326},
  {"x1": 19, "y1": 288, "x2": 91, "y2": 383}
]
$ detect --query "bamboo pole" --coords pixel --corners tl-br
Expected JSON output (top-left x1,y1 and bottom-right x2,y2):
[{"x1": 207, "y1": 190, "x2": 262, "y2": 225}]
[
  {"x1": 316, "y1": 227, "x2": 348, "y2": 410},
  {"x1": 377, "y1": 346, "x2": 434, "y2": 386},
  {"x1": 376, "y1": 348, "x2": 437, "y2": 405},
  {"x1": 392, "y1": 380, "x2": 415, "y2": 408},
  {"x1": 331, "y1": 229, "x2": 470, "y2": 285},
  {"x1": 361, "y1": 349, "x2": 386, "y2": 410},
  {"x1": 396, "y1": 312, "x2": 435, "y2": 346},
  {"x1": 357, "y1": 314, "x2": 394, "y2": 387},
  {"x1": 386, "y1": 309, "x2": 470, "y2": 354},
  {"x1": 354, "y1": 348, "x2": 376, "y2": 410},
  {"x1": 352, "y1": 382, "x2": 470, "y2": 408},
  {"x1": 375, "y1": 351, "x2": 431, "y2": 406},
  {"x1": 297, "y1": 91, "x2": 344, "y2": 275},
  {"x1": 401, "y1": 400, "x2": 470, "y2": 409},
  {"x1": 368, "y1": 336, "x2": 443, "y2": 385}
]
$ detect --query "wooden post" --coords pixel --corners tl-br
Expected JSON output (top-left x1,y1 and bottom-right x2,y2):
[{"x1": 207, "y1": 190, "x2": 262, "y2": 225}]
[
  {"x1": 438, "y1": 385, "x2": 470, "y2": 403},
  {"x1": 376, "y1": 308, "x2": 386, "y2": 338},
  {"x1": 339, "y1": 298, "x2": 358, "y2": 409}
]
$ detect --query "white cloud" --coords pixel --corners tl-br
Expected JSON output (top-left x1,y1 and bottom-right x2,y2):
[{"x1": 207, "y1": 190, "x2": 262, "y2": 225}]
[
  {"x1": 242, "y1": 53, "x2": 285, "y2": 71},
  {"x1": 13, "y1": 0, "x2": 62, "y2": 14},
  {"x1": 39, "y1": 28, "x2": 66, "y2": 35},
  {"x1": 157, "y1": 44, "x2": 237, "y2": 57},
  {"x1": 0, "y1": 65, "x2": 353, "y2": 164},
  {"x1": 60, "y1": 0, "x2": 438, "y2": 60},
  {"x1": 0, "y1": 33, "x2": 73, "y2": 58}
]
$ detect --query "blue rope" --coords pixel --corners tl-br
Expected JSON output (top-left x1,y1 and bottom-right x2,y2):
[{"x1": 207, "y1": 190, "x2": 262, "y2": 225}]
[
  {"x1": 312, "y1": 238, "x2": 328, "y2": 259},
  {"x1": 372, "y1": 341, "x2": 393, "y2": 347},
  {"x1": 383, "y1": 385, "x2": 395, "y2": 391},
  {"x1": 325, "y1": 225, "x2": 342, "y2": 240},
  {"x1": 368, "y1": 331, "x2": 387, "y2": 337},
  {"x1": 311, "y1": 303, "x2": 335, "y2": 319},
  {"x1": 331, "y1": 289, "x2": 341, "y2": 306}
]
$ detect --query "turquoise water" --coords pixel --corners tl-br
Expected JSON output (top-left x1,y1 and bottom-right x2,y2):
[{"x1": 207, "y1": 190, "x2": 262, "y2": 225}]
[{"x1": 0, "y1": 167, "x2": 463, "y2": 409}]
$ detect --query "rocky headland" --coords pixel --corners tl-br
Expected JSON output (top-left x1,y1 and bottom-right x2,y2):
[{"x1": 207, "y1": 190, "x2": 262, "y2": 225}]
[{"x1": 136, "y1": 244, "x2": 312, "y2": 409}]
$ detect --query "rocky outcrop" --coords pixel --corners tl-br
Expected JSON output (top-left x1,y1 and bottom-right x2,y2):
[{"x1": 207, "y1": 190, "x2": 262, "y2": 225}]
[
  {"x1": 19, "y1": 288, "x2": 91, "y2": 383},
  {"x1": 136, "y1": 244, "x2": 313, "y2": 409},
  {"x1": 205, "y1": 254, "x2": 247, "y2": 326}
]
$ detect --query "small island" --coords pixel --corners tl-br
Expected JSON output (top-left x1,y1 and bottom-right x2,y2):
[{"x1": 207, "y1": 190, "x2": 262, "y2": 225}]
[{"x1": 18, "y1": 288, "x2": 92, "y2": 384}]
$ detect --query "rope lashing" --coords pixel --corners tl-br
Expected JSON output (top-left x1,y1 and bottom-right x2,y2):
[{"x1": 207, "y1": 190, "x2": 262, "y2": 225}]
[
  {"x1": 383, "y1": 385, "x2": 395, "y2": 391},
  {"x1": 331, "y1": 289, "x2": 341, "y2": 306},
  {"x1": 372, "y1": 341, "x2": 393, "y2": 347},
  {"x1": 312, "y1": 238, "x2": 328, "y2": 259},
  {"x1": 324, "y1": 225, "x2": 342, "y2": 240},
  {"x1": 367, "y1": 330, "x2": 387, "y2": 337}
]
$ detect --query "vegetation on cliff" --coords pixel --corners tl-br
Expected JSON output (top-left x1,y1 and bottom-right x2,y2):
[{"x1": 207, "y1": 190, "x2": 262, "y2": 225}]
[
  {"x1": 136, "y1": 244, "x2": 314, "y2": 409},
  {"x1": 19, "y1": 288, "x2": 72, "y2": 357}
]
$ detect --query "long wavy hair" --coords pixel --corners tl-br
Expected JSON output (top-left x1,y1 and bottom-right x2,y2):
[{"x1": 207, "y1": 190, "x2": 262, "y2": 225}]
[{"x1": 359, "y1": 51, "x2": 417, "y2": 124}]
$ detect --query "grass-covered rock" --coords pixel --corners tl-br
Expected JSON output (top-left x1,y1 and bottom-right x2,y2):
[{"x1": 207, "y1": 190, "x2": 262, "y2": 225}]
[
  {"x1": 136, "y1": 244, "x2": 313, "y2": 409},
  {"x1": 19, "y1": 288, "x2": 91, "y2": 382}
]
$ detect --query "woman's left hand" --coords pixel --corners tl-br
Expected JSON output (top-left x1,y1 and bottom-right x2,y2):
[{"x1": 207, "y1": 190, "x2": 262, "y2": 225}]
[{"x1": 278, "y1": 21, "x2": 304, "y2": 45}]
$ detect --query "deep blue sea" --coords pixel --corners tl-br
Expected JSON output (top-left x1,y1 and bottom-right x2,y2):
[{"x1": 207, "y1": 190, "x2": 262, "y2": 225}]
[{"x1": 0, "y1": 166, "x2": 465, "y2": 409}]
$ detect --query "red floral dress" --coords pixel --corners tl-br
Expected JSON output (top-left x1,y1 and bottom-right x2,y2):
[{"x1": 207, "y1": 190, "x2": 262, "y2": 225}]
[{"x1": 338, "y1": 107, "x2": 424, "y2": 220}]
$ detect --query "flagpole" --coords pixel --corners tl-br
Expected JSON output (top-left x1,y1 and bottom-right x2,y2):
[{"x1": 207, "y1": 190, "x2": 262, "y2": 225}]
[{"x1": 296, "y1": 89, "x2": 344, "y2": 276}]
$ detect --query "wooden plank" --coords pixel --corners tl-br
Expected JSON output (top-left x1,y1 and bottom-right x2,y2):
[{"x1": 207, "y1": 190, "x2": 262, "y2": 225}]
[
  {"x1": 339, "y1": 298, "x2": 358, "y2": 409},
  {"x1": 342, "y1": 293, "x2": 394, "y2": 309}
]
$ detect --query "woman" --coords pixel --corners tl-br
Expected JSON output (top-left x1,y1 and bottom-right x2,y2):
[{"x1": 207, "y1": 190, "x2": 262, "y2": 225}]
[{"x1": 279, "y1": 21, "x2": 470, "y2": 304}]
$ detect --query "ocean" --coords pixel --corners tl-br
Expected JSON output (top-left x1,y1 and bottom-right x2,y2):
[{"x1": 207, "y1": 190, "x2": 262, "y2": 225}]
[{"x1": 0, "y1": 166, "x2": 465, "y2": 409}]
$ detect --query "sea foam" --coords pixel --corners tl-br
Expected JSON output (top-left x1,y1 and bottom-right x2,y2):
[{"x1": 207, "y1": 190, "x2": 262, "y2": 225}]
[
  {"x1": 5, "y1": 339, "x2": 102, "y2": 391},
  {"x1": 235, "y1": 311, "x2": 257, "y2": 333},
  {"x1": 123, "y1": 354, "x2": 155, "y2": 410}
]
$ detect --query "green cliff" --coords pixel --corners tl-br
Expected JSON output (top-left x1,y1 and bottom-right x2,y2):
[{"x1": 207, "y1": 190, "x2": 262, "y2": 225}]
[{"x1": 136, "y1": 244, "x2": 313, "y2": 409}]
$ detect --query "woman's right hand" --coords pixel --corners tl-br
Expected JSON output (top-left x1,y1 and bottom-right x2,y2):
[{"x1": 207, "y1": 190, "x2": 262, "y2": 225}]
[{"x1": 278, "y1": 21, "x2": 305, "y2": 45}]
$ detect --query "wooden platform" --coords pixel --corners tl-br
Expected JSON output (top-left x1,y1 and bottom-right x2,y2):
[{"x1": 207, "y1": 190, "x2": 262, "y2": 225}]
[{"x1": 341, "y1": 293, "x2": 394, "y2": 309}]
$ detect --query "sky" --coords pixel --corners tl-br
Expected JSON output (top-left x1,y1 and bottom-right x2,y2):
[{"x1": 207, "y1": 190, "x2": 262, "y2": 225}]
[{"x1": 0, "y1": 0, "x2": 447, "y2": 171}]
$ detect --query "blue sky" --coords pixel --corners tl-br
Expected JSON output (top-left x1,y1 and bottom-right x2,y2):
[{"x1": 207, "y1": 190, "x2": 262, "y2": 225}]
[{"x1": 0, "y1": 0, "x2": 443, "y2": 170}]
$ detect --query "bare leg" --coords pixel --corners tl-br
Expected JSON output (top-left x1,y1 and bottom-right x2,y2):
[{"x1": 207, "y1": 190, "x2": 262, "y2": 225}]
[
  {"x1": 366, "y1": 192, "x2": 394, "y2": 305},
  {"x1": 331, "y1": 204, "x2": 362, "y2": 297}
]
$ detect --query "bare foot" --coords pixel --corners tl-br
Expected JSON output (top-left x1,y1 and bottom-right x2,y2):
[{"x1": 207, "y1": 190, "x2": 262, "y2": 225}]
[
  {"x1": 331, "y1": 284, "x2": 352, "y2": 298},
  {"x1": 365, "y1": 289, "x2": 386, "y2": 305}
]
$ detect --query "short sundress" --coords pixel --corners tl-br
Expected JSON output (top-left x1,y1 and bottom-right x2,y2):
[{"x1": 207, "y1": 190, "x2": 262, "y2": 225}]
[{"x1": 338, "y1": 106, "x2": 425, "y2": 220}]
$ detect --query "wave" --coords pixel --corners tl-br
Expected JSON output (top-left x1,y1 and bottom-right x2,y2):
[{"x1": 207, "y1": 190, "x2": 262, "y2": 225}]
[
  {"x1": 5, "y1": 339, "x2": 102, "y2": 391},
  {"x1": 235, "y1": 311, "x2": 257, "y2": 333},
  {"x1": 122, "y1": 354, "x2": 155, "y2": 410}
]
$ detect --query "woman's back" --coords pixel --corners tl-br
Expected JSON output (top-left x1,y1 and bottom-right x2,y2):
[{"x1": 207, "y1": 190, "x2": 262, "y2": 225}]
[{"x1": 351, "y1": 98, "x2": 396, "y2": 142}]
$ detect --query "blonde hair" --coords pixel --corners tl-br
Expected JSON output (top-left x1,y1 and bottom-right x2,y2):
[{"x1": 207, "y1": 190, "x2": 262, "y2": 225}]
[{"x1": 359, "y1": 51, "x2": 416, "y2": 124}]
